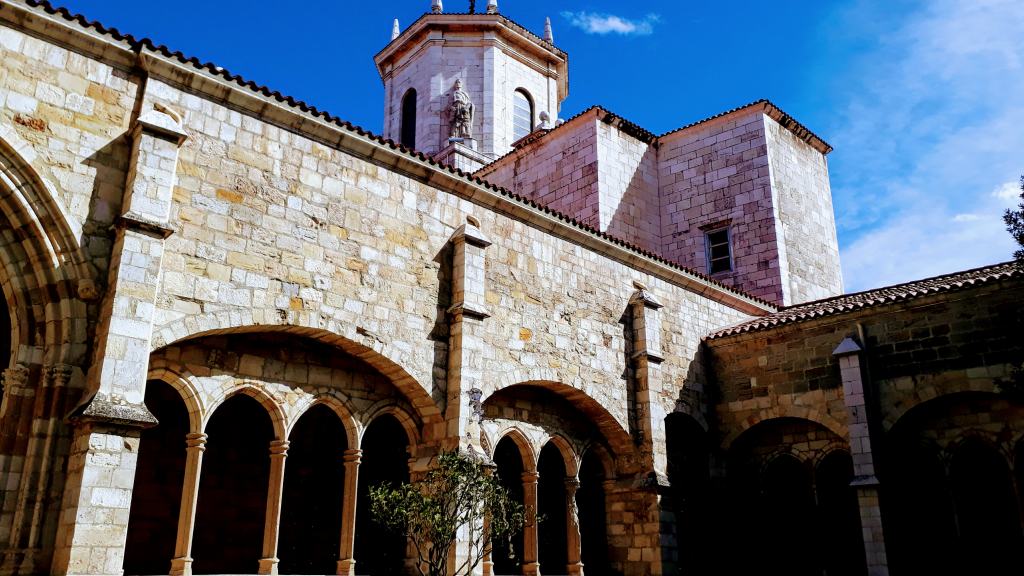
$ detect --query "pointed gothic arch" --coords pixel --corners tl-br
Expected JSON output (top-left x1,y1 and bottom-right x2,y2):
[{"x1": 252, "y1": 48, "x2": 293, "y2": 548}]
[
  {"x1": 0, "y1": 125, "x2": 92, "y2": 366},
  {"x1": 0, "y1": 126, "x2": 94, "y2": 569}
]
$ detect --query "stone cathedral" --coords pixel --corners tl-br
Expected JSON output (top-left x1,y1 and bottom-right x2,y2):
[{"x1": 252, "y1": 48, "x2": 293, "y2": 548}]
[{"x1": 0, "y1": 0, "x2": 1021, "y2": 575}]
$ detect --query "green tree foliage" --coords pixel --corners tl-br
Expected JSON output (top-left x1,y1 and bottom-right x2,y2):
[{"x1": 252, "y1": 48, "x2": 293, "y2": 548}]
[
  {"x1": 1005, "y1": 175, "x2": 1024, "y2": 263},
  {"x1": 369, "y1": 450, "x2": 525, "y2": 576},
  {"x1": 998, "y1": 175, "x2": 1024, "y2": 395}
]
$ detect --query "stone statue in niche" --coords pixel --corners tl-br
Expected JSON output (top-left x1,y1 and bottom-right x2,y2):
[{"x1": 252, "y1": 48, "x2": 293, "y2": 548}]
[{"x1": 448, "y1": 79, "x2": 474, "y2": 140}]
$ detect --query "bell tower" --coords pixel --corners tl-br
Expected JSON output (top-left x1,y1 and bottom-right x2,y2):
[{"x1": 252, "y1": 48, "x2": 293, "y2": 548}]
[{"x1": 374, "y1": 1, "x2": 569, "y2": 171}]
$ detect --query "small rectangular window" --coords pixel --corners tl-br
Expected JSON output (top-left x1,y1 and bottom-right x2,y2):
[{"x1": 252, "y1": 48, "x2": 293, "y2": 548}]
[{"x1": 705, "y1": 228, "x2": 732, "y2": 274}]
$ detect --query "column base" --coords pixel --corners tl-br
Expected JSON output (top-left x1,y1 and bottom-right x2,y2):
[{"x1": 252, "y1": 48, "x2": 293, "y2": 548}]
[
  {"x1": 169, "y1": 556, "x2": 192, "y2": 576},
  {"x1": 336, "y1": 558, "x2": 355, "y2": 576},
  {"x1": 568, "y1": 561, "x2": 584, "y2": 576},
  {"x1": 0, "y1": 549, "x2": 35, "y2": 576},
  {"x1": 257, "y1": 557, "x2": 279, "y2": 575},
  {"x1": 523, "y1": 561, "x2": 540, "y2": 576},
  {"x1": 482, "y1": 559, "x2": 493, "y2": 576}
]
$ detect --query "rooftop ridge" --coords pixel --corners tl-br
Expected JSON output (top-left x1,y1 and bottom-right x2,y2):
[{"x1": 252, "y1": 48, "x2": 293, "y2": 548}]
[
  {"x1": 706, "y1": 260, "x2": 1022, "y2": 340},
  {"x1": 6, "y1": 0, "x2": 778, "y2": 312}
]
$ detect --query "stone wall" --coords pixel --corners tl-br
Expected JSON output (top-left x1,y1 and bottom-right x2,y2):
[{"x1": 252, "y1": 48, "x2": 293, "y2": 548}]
[
  {"x1": 0, "y1": 4, "x2": 852, "y2": 575},
  {"x1": 596, "y1": 121, "x2": 660, "y2": 253},
  {"x1": 0, "y1": 22, "x2": 136, "y2": 277},
  {"x1": 151, "y1": 67, "x2": 756, "y2": 446},
  {"x1": 479, "y1": 113, "x2": 663, "y2": 253},
  {"x1": 764, "y1": 118, "x2": 843, "y2": 303},
  {"x1": 475, "y1": 117, "x2": 600, "y2": 227},
  {"x1": 482, "y1": 105, "x2": 840, "y2": 306},
  {"x1": 707, "y1": 277, "x2": 1024, "y2": 450},
  {"x1": 658, "y1": 109, "x2": 784, "y2": 303}
]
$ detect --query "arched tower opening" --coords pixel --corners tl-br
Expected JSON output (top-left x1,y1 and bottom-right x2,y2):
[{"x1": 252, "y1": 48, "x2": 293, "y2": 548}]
[
  {"x1": 512, "y1": 88, "x2": 534, "y2": 142},
  {"x1": 400, "y1": 88, "x2": 417, "y2": 149}
]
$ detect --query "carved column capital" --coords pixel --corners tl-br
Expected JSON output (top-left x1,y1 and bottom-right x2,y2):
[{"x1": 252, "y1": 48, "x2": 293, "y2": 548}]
[
  {"x1": 564, "y1": 476, "x2": 580, "y2": 494},
  {"x1": 343, "y1": 448, "x2": 362, "y2": 465},
  {"x1": 2, "y1": 364, "x2": 30, "y2": 391},
  {"x1": 268, "y1": 439, "x2": 290, "y2": 457},
  {"x1": 46, "y1": 363, "x2": 75, "y2": 387},
  {"x1": 185, "y1": 432, "x2": 208, "y2": 451}
]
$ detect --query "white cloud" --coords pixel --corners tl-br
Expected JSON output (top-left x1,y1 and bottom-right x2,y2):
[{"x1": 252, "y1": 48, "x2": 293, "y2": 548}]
[
  {"x1": 841, "y1": 180, "x2": 1019, "y2": 290},
  {"x1": 560, "y1": 11, "x2": 659, "y2": 36},
  {"x1": 825, "y1": 0, "x2": 1024, "y2": 291},
  {"x1": 992, "y1": 180, "x2": 1022, "y2": 200}
]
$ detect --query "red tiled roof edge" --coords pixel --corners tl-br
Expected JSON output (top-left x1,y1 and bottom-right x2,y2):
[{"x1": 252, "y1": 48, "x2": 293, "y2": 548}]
[
  {"x1": 10, "y1": 0, "x2": 777, "y2": 312},
  {"x1": 475, "y1": 105, "x2": 605, "y2": 175},
  {"x1": 705, "y1": 261, "x2": 1022, "y2": 340},
  {"x1": 658, "y1": 99, "x2": 833, "y2": 155}
]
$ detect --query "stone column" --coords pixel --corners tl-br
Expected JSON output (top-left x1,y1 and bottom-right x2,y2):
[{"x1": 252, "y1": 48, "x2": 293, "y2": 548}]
[
  {"x1": 521, "y1": 471, "x2": 540, "y2": 576},
  {"x1": 0, "y1": 362, "x2": 83, "y2": 575},
  {"x1": 52, "y1": 105, "x2": 187, "y2": 576},
  {"x1": 170, "y1": 433, "x2": 207, "y2": 576},
  {"x1": 625, "y1": 282, "x2": 675, "y2": 575},
  {"x1": 833, "y1": 337, "x2": 889, "y2": 576},
  {"x1": 258, "y1": 440, "x2": 290, "y2": 575},
  {"x1": 0, "y1": 364, "x2": 31, "y2": 543},
  {"x1": 565, "y1": 477, "x2": 583, "y2": 576},
  {"x1": 336, "y1": 448, "x2": 361, "y2": 576},
  {"x1": 481, "y1": 513, "x2": 493, "y2": 576}
]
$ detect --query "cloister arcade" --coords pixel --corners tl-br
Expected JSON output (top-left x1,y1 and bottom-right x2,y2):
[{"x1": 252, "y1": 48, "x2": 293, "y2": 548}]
[
  {"x1": 884, "y1": 391, "x2": 1024, "y2": 576},
  {"x1": 111, "y1": 332, "x2": 624, "y2": 576}
]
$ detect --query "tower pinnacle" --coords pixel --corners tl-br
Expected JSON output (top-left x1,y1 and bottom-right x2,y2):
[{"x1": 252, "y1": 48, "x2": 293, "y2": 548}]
[
  {"x1": 432, "y1": 0, "x2": 442, "y2": 14},
  {"x1": 391, "y1": 19, "x2": 400, "y2": 40},
  {"x1": 486, "y1": 0, "x2": 497, "y2": 14},
  {"x1": 544, "y1": 17, "x2": 553, "y2": 43}
]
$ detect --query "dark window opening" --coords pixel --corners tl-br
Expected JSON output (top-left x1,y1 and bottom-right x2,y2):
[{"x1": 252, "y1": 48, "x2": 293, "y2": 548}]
[
  {"x1": 400, "y1": 89, "x2": 417, "y2": 149},
  {"x1": 706, "y1": 228, "x2": 732, "y2": 274}
]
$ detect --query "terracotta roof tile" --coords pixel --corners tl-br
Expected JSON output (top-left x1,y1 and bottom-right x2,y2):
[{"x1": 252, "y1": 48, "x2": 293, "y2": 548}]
[{"x1": 706, "y1": 261, "x2": 1022, "y2": 339}]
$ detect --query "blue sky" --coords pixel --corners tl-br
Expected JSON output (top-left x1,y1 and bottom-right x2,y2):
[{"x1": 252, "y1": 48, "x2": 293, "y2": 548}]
[{"x1": 58, "y1": 0, "x2": 1023, "y2": 292}]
